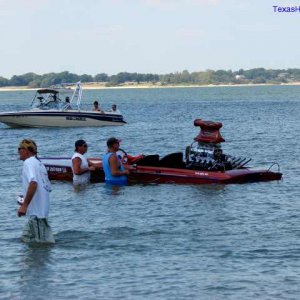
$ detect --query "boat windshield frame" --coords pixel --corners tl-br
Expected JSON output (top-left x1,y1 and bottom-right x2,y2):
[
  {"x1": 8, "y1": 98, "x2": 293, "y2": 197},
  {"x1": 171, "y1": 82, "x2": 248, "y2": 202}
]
[{"x1": 30, "y1": 82, "x2": 82, "y2": 111}]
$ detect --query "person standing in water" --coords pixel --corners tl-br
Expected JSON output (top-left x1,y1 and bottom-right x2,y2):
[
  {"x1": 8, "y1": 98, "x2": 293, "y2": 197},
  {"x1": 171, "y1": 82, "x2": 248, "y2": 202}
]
[
  {"x1": 17, "y1": 139, "x2": 55, "y2": 244},
  {"x1": 71, "y1": 139, "x2": 96, "y2": 187},
  {"x1": 102, "y1": 137, "x2": 129, "y2": 185}
]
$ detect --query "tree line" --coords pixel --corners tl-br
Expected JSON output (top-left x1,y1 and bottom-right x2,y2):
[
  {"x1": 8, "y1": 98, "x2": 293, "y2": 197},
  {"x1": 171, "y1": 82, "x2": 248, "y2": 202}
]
[{"x1": 0, "y1": 68, "x2": 300, "y2": 88}]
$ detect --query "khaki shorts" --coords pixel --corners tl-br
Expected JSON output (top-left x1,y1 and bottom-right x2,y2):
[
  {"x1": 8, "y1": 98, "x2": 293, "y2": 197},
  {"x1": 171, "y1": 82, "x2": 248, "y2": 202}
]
[{"x1": 22, "y1": 216, "x2": 55, "y2": 244}]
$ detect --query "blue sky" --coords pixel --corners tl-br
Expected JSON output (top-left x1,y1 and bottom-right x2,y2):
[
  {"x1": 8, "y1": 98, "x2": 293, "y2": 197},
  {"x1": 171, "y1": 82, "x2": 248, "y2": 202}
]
[{"x1": 0, "y1": 0, "x2": 299, "y2": 78}]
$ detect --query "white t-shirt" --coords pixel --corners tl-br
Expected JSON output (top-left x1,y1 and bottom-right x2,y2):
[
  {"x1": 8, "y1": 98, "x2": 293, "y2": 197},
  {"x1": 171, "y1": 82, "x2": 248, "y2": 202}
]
[
  {"x1": 22, "y1": 156, "x2": 51, "y2": 218},
  {"x1": 108, "y1": 108, "x2": 121, "y2": 114},
  {"x1": 71, "y1": 152, "x2": 90, "y2": 185}
]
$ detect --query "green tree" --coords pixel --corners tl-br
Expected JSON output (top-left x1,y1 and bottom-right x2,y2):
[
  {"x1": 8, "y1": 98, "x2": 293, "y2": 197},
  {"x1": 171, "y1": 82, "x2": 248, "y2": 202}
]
[
  {"x1": 28, "y1": 79, "x2": 42, "y2": 88},
  {"x1": 94, "y1": 73, "x2": 109, "y2": 82},
  {"x1": 0, "y1": 76, "x2": 9, "y2": 87},
  {"x1": 10, "y1": 75, "x2": 26, "y2": 86},
  {"x1": 79, "y1": 74, "x2": 93, "y2": 82}
]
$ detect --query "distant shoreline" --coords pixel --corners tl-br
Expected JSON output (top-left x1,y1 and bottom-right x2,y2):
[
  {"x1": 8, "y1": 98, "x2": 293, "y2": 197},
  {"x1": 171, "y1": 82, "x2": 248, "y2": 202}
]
[{"x1": 1, "y1": 82, "x2": 300, "y2": 92}]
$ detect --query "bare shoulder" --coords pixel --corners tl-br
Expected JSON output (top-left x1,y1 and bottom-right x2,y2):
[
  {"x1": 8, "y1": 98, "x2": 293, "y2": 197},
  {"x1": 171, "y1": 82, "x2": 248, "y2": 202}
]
[
  {"x1": 108, "y1": 153, "x2": 119, "y2": 162},
  {"x1": 72, "y1": 156, "x2": 82, "y2": 163}
]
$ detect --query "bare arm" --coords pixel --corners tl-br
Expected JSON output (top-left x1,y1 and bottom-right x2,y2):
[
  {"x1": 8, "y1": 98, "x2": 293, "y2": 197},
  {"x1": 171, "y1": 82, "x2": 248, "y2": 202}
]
[
  {"x1": 72, "y1": 157, "x2": 95, "y2": 175},
  {"x1": 87, "y1": 159, "x2": 100, "y2": 169},
  {"x1": 109, "y1": 154, "x2": 129, "y2": 176},
  {"x1": 18, "y1": 181, "x2": 37, "y2": 217}
]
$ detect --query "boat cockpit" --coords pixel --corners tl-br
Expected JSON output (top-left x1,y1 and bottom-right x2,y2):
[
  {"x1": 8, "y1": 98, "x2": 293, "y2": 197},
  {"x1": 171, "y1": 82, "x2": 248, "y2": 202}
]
[{"x1": 31, "y1": 84, "x2": 81, "y2": 111}]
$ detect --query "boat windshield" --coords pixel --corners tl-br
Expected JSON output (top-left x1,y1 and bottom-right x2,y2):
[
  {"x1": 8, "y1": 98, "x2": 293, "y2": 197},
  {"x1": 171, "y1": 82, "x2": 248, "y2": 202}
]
[{"x1": 31, "y1": 83, "x2": 82, "y2": 110}]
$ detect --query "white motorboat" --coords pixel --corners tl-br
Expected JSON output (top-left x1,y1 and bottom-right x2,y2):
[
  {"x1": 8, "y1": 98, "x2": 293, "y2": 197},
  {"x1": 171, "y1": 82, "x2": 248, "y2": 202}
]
[{"x1": 0, "y1": 83, "x2": 126, "y2": 128}]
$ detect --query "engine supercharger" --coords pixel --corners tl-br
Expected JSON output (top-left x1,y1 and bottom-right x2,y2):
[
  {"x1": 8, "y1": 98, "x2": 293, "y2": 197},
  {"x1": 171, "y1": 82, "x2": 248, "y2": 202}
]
[
  {"x1": 186, "y1": 119, "x2": 233, "y2": 171},
  {"x1": 193, "y1": 119, "x2": 225, "y2": 144}
]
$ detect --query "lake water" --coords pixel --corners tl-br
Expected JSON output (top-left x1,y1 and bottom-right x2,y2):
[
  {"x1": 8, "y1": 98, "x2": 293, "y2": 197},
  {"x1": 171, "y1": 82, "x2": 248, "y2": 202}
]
[{"x1": 0, "y1": 85, "x2": 299, "y2": 299}]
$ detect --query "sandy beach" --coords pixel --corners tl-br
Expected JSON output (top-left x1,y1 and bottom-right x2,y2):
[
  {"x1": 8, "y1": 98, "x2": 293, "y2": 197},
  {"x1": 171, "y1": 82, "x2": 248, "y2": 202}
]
[{"x1": 1, "y1": 81, "x2": 300, "y2": 92}]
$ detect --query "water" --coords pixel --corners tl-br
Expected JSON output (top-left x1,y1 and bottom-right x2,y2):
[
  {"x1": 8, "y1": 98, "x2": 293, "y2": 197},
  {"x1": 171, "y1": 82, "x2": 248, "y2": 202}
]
[{"x1": 0, "y1": 85, "x2": 299, "y2": 299}]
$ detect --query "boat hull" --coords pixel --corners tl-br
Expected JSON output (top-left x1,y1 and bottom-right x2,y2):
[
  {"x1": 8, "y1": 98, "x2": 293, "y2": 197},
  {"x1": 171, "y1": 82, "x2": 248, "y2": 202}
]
[
  {"x1": 0, "y1": 110, "x2": 126, "y2": 128},
  {"x1": 41, "y1": 157, "x2": 282, "y2": 185}
]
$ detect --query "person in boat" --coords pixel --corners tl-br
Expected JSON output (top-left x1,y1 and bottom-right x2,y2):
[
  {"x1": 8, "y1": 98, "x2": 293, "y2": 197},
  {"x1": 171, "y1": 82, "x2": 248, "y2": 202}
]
[
  {"x1": 92, "y1": 101, "x2": 103, "y2": 112},
  {"x1": 71, "y1": 139, "x2": 96, "y2": 187},
  {"x1": 108, "y1": 104, "x2": 121, "y2": 114},
  {"x1": 37, "y1": 96, "x2": 45, "y2": 108},
  {"x1": 102, "y1": 137, "x2": 129, "y2": 185},
  {"x1": 64, "y1": 97, "x2": 72, "y2": 110},
  {"x1": 52, "y1": 94, "x2": 59, "y2": 104},
  {"x1": 17, "y1": 139, "x2": 55, "y2": 244}
]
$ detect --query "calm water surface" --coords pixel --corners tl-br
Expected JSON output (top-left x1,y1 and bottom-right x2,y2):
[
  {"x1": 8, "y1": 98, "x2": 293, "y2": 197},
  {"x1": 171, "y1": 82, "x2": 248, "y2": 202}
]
[{"x1": 0, "y1": 86, "x2": 299, "y2": 299}]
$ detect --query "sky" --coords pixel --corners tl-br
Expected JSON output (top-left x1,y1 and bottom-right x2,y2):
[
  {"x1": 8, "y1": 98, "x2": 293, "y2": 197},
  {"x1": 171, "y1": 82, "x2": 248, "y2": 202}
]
[{"x1": 0, "y1": 0, "x2": 299, "y2": 78}]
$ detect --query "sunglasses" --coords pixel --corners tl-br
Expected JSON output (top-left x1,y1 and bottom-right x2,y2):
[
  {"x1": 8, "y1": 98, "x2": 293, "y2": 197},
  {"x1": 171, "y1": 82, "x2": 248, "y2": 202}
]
[{"x1": 18, "y1": 147, "x2": 25, "y2": 151}]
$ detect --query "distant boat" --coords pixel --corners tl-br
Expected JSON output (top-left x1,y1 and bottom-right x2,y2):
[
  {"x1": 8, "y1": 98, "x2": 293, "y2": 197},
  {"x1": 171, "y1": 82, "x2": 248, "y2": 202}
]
[{"x1": 0, "y1": 82, "x2": 126, "y2": 128}]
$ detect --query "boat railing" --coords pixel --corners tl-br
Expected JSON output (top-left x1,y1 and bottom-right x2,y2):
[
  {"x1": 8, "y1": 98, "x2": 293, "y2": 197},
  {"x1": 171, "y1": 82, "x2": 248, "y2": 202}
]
[
  {"x1": 267, "y1": 162, "x2": 281, "y2": 172},
  {"x1": 70, "y1": 82, "x2": 82, "y2": 110}
]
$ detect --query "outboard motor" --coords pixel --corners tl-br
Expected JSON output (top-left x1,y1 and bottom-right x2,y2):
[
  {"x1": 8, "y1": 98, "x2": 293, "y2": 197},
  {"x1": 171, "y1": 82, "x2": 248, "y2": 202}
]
[{"x1": 186, "y1": 120, "x2": 233, "y2": 171}]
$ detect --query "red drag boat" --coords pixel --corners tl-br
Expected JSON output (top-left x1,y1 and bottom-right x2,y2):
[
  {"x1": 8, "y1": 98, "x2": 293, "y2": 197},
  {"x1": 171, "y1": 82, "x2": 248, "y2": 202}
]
[{"x1": 41, "y1": 120, "x2": 282, "y2": 184}]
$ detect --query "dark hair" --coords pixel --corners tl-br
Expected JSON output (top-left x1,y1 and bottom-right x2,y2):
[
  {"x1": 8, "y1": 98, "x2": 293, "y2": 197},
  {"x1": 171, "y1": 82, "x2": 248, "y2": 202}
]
[
  {"x1": 75, "y1": 139, "x2": 87, "y2": 150},
  {"x1": 107, "y1": 137, "x2": 120, "y2": 147},
  {"x1": 94, "y1": 101, "x2": 99, "y2": 106}
]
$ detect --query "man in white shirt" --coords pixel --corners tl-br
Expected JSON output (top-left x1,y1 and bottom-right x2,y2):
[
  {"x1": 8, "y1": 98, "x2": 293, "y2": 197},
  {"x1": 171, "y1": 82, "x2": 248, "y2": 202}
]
[
  {"x1": 18, "y1": 139, "x2": 55, "y2": 244},
  {"x1": 71, "y1": 139, "x2": 96, "y2": 187}
]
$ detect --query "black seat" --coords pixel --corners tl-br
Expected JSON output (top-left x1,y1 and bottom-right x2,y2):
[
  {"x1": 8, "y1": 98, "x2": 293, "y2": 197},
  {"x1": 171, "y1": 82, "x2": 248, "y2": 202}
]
[
  {"x1": 159, "y1": 152, "x2": 185, "y2": 169},
  {"x1": 135, "y1": 155, "x2": 160, "y2": 166}
]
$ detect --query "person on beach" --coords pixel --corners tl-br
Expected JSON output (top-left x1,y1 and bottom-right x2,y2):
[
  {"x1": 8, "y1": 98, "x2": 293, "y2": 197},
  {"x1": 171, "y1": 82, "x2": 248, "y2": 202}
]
[
  {"x1": 102, "y1": 137, "x2": 129, "y2": 185},
  {"x1": 71, "y1": 139, "x2": 96, "y2": 186},
  {"x1": 17, "y1": 139, "x2": 55, "y2": 244},
  {"x1": 92, "y1": 101, "x2": 103, "y2": 112}
]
